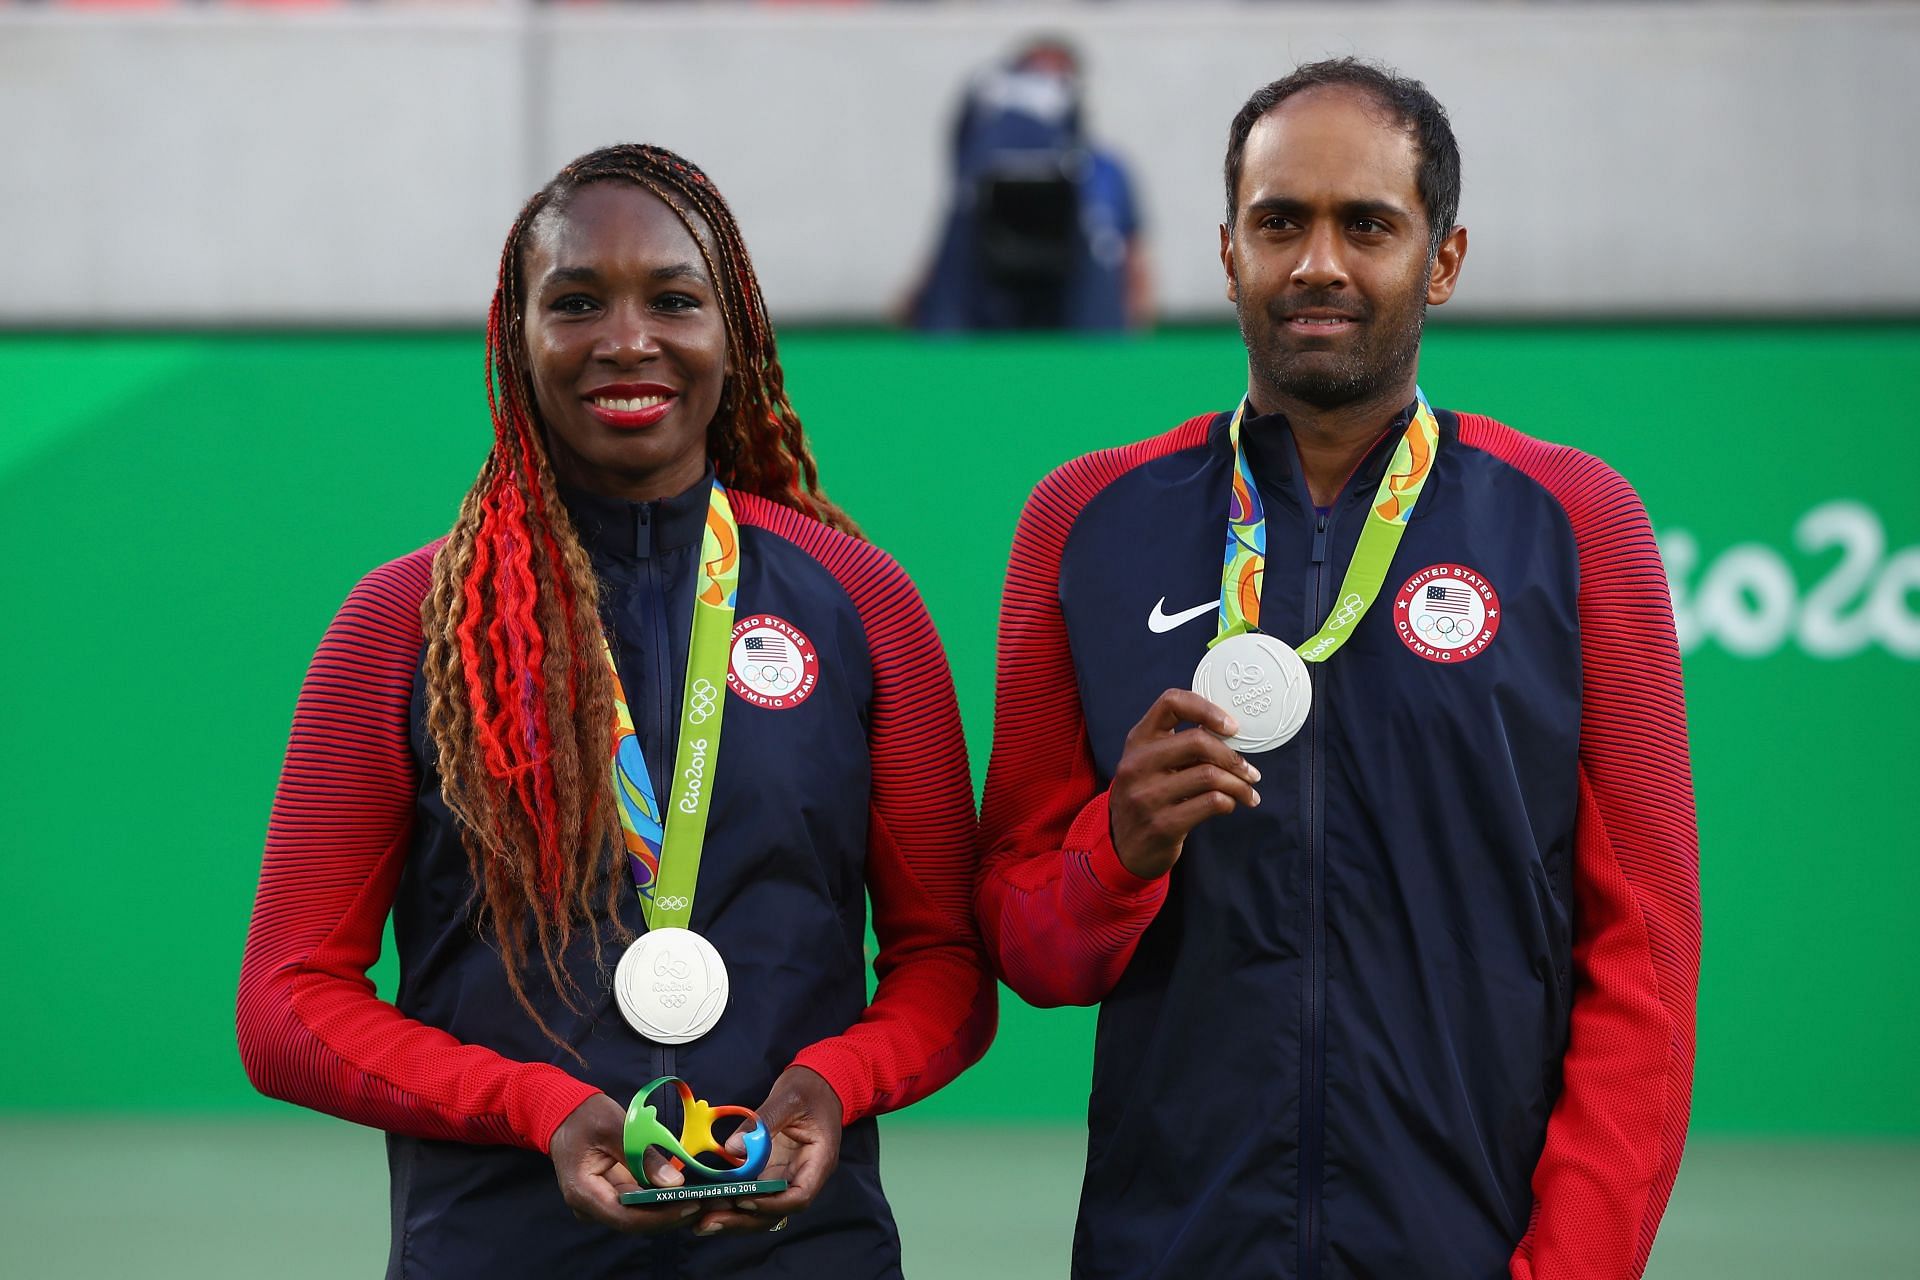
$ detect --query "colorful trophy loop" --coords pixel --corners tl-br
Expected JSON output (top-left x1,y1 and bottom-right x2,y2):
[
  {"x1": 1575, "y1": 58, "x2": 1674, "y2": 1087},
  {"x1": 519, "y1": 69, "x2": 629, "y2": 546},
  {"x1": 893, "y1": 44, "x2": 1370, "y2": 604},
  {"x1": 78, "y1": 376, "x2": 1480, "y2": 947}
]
[{"x1": 618, "y1": 1076, "x2": 790, "y2": 1207}]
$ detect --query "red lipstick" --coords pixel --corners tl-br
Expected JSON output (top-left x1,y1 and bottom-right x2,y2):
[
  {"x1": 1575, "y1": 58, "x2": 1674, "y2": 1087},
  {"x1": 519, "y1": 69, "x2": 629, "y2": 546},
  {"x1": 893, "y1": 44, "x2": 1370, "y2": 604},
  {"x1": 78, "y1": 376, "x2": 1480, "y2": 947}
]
[{"x1": 583, "y1": 382, "x2": 678, "y2": 430}]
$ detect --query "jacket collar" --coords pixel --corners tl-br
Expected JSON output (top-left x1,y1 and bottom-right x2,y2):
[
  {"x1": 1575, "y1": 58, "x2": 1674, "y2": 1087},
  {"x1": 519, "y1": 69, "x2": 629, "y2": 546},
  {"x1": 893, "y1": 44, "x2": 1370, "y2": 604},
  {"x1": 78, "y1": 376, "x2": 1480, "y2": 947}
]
[
  {"x1": 558, "y1": 467, "x2": 715, "y2": 562},
  {"x1": 1232, "y1": 398, "x2": 1419, "y2": 501}
]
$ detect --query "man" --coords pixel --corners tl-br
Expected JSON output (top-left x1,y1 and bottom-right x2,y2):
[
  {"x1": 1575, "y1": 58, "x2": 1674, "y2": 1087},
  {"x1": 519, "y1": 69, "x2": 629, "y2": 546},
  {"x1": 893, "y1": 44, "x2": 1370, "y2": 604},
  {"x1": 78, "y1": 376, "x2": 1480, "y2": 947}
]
[
  {"x1": 907, "y1": 38, "x2": 1150, "y2": 332},
  {"x1": 977, "y1": 59, "x2": 1699, "y2": 1279}
]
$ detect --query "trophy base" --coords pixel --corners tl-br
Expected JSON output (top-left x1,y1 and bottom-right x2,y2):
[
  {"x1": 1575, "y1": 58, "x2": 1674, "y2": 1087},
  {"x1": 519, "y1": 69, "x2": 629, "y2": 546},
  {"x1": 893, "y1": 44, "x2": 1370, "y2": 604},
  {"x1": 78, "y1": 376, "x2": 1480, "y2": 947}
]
[{"x1": 621, "y1": 1179, "x2": 789, "y2": 1207}]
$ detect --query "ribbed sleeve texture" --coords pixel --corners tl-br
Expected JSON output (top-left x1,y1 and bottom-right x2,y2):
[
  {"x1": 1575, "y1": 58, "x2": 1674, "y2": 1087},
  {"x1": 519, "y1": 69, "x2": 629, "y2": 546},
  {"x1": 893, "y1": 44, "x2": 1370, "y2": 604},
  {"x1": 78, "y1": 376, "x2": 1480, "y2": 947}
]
[
  {"x1": 731, "y1": 495, "x2": 997, "y2": 1125},
  {"x1": 235, "y1": 544, "x2": 602, "y2": 1154},
  {"x1": 1458, "y1": 415, "x2": 1703, "y2": 1280},
  {"x1": 975, "y1": 416, "x2": 1214, "y2": 1007}
]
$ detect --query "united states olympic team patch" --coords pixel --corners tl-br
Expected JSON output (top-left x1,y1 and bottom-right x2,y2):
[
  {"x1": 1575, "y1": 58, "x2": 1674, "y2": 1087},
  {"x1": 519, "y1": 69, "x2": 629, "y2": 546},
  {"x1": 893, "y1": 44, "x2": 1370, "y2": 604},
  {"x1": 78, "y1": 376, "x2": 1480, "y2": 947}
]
[
  {"x1": 1394, "y1": 564, "x2": 1501, "y2": 662},
  {"x1": 727, "y1": 615, "x2": 819, "y2": 709}
]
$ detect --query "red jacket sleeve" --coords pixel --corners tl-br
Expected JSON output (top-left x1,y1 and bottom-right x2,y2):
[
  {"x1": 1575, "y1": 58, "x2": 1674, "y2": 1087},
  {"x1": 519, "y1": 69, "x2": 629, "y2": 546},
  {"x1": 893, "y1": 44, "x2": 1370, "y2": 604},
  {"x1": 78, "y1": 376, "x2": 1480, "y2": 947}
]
[
  {"x1": 735, "y1": 498, "x2": 998, "y2": 1124},
  {"x1": 1462, "y1": 419, "x2": 1703, "y2": 1280},
  {"x1": 235, "y1": 548, "x2": 600, "y2": 1153},
  {"x1": 975, "y1": 424, "x2": 1213, "y2": 1008}
]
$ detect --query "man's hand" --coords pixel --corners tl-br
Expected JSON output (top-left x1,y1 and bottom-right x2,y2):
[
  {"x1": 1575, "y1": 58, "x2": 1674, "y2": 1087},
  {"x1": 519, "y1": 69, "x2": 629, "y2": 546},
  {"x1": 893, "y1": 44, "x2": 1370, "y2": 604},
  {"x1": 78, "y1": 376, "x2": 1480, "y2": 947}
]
[
  {"x1": 688, "y1": 1065, "x2": 844, "y2": 1237},
  {"x1": 549, "y1": 1093, "x2": 703, "y2": 1234},
  {"x1": 1109, "y1": 688, "x2": 1261, "y2": 880}
]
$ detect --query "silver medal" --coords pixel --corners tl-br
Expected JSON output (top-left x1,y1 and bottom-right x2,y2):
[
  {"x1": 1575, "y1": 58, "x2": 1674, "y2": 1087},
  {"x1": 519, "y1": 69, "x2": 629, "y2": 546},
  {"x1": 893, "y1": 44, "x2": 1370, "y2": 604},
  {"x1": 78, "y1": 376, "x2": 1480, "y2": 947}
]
[
  {"x1": 1191, "y1": 631, "x2": 1311, "y2": 753},
  {"x1": 613, "y1": 926, "x2": 730, "y2": 1045}
]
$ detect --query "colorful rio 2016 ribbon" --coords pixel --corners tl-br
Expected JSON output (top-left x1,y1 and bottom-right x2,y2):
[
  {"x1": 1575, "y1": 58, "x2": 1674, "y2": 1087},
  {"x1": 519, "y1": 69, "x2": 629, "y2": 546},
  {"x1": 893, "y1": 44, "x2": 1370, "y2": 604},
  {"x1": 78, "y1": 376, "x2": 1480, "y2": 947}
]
[
  {"x1": 1214, "y1": 389, "x2": 1441, "y2": 663},
  {"x1": 604, "y1": 482, "x2": 740, "y2": 929},
  {"x1": 624, "y1": 1076, "x2": 774, "y2": 1187}
]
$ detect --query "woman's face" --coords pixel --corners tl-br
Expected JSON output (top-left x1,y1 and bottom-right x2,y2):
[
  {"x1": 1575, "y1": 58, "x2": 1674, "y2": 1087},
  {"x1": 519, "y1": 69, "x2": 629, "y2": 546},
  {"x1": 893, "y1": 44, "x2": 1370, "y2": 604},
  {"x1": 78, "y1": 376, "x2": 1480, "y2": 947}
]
[{"x1": 520, "y1": 181, "x2": 729, "y2": 502}]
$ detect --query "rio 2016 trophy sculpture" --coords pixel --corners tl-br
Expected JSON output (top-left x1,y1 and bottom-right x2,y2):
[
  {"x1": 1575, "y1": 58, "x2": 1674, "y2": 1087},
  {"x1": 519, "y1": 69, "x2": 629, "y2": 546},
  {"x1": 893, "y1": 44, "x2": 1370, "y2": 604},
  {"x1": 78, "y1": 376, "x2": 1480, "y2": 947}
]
[{"x1": 619, "y1": 1076, "x2": 790, "y2": 1206}]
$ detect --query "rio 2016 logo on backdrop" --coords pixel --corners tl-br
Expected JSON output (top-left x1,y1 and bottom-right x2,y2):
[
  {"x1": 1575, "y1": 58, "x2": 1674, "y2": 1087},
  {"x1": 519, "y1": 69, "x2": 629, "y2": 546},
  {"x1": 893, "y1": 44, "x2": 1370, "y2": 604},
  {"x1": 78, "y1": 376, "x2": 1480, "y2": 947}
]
[{"x1": 1661, "y1": 500, "x2": 1919, "y2": 659}]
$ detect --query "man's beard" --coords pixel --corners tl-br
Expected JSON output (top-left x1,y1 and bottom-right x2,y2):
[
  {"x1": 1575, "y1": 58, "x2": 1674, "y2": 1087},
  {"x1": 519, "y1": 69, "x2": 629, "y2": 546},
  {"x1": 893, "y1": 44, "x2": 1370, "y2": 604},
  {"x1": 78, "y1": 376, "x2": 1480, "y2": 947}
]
[{"x1": 1237, "y1": 287, "x2": 1427, "y2": 412}]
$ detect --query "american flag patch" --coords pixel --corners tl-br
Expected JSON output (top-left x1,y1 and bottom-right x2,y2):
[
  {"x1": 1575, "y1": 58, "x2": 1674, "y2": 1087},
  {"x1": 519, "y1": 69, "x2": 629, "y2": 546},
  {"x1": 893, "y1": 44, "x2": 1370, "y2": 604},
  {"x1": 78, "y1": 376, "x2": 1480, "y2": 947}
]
[
  {"x1": 1395, "y1": 564, "x2": 1501, "y2": 663},
  {"x1": 744, "y1": 634, "x2": 793, "y2": 660},
  {"x1": 729, "y1": 613, "x2": 822, "y2": 708}
]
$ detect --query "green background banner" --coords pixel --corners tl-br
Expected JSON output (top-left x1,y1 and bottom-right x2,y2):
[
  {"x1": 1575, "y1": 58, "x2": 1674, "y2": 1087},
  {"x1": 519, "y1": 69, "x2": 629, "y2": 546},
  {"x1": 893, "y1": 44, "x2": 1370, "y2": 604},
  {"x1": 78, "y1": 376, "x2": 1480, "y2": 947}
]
[{"x1": 3, "y1": 325, "x2": 1914, "y2": 1133}]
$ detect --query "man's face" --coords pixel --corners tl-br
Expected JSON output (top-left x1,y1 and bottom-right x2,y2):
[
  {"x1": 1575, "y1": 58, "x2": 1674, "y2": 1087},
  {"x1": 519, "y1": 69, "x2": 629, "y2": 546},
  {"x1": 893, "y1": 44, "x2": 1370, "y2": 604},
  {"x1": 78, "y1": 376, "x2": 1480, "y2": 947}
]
[{"x1": 1221, "y1": 86, "x2": 1464, "y2": 412}]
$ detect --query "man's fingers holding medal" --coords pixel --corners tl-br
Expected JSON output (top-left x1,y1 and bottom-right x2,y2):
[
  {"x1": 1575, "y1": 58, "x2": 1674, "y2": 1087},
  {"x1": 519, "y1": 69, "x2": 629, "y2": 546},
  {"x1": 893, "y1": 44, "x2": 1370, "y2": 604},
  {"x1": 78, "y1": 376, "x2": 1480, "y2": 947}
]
[
  {"x1": 1128, "y1": 687, "x2": 1242, "y2": 742},
  {"x1": 690, "y1": 1066, "x2": 843, "y2": 1238},
  {"x1": 1111, "y1": 689, "x2": 1264, "y2": 881}
]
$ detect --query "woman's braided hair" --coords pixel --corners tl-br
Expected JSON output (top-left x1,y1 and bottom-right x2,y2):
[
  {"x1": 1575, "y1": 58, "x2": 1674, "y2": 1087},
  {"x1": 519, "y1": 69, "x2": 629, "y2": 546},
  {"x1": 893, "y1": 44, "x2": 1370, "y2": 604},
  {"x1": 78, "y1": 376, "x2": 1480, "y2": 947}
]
[{"x1": 422, "y1": 144, "x2": 855, "y2": 1047}]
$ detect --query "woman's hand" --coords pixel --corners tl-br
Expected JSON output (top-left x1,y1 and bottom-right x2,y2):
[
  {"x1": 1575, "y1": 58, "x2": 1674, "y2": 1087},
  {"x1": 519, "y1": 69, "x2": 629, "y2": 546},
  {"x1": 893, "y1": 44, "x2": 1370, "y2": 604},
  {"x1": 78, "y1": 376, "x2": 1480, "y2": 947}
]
[
  {"x1": 689, "y1": 1065, "x2": 844, "y2": 1237},
  {"x1": 549, "y1": 1093, "x2": 703, "y2": 1234}
]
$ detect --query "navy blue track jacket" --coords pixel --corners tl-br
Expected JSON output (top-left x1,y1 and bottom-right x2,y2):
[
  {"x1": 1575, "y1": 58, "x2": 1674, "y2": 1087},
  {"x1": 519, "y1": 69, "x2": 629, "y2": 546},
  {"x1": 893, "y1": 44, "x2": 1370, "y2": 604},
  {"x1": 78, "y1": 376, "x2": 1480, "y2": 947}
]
[
  {"x1": 977, "y1": 405, "x2": 1699, "y2": 1280},
  {"x1": 240, "y1": 477, "x2": 995, "y2": 1279}
]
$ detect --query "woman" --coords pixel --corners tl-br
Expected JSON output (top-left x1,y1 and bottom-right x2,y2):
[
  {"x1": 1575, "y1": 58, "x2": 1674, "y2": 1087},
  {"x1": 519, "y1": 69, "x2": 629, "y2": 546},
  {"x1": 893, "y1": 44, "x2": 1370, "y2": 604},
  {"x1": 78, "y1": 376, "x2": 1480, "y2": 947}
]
[{"x1": 237, "y1": 144, "x2": 996, "y2": 1277}]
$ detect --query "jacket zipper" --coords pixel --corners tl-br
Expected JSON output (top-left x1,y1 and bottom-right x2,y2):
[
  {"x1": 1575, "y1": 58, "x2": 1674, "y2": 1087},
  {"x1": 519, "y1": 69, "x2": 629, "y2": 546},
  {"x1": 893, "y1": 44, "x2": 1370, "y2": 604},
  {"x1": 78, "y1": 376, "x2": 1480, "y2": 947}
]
[
  {"x1": 637, "y1": 503, "x2": 675, "y2": 1094},
  {"x1": 1297, "y1": 414, "x2": 1412, "y2": 1276},
  {"x1": 638, "y1": 502, "x2": 683, "y2": 1279},
  {"x1": 1300, "y1": 509, "x2": 1331, "y2": 1280}
]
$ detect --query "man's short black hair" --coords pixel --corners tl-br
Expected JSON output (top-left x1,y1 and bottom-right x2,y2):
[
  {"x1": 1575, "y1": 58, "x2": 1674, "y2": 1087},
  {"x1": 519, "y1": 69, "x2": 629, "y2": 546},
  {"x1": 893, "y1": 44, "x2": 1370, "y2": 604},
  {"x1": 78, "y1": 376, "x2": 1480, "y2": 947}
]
[{"x1": 1224, "y1": 58, "x2": 1461, "y2": 255}]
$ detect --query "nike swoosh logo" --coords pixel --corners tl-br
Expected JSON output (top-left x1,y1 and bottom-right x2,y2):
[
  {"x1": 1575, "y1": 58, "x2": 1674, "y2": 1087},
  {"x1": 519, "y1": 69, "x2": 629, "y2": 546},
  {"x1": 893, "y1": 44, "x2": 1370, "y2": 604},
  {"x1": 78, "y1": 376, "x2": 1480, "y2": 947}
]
[{"x1": 1147, "y1": 597, "x2": 1217, "y2": 633}]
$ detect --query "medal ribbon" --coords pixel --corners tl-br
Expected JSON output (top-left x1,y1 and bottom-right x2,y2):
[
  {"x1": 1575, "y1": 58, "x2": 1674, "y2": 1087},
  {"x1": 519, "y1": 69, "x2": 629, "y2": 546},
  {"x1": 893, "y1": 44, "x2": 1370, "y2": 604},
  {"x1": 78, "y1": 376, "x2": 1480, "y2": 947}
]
[
  {"x1": 1214, "y1": 391, "x2": 1440, "y2": 661},
  {"x1": 605, "y1": 481, "x2": 740, "y2": 931}
]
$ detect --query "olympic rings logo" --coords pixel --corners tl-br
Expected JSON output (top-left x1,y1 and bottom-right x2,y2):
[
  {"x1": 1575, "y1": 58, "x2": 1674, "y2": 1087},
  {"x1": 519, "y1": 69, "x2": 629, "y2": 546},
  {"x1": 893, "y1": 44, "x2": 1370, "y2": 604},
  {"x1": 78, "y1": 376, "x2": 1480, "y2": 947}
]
[
  {"x1": 1329, "y1": 593, "x2": 1365, "y2": 629},
  {"x1": 1225, "y1": 660, "x2": 1266, "y2": 691},
  {"x1": 653, "y1": 895, "x2": 691, "y2": 912},
  {"x1": 1415, "y1": 613, "x2": 1477, "y2": 640},
  {"x1": 1240, "y1": 694, "x2": 1273, "y2": 716},
  {"x1": 754, "y1": 664, "x2": 798, "y2": 690},
  {"x1": 657, "y1": 992, "x2": 688, "y2": 1009},
  {"x1": 688, "y1": 679, "x2": 719, "y2": 725}
]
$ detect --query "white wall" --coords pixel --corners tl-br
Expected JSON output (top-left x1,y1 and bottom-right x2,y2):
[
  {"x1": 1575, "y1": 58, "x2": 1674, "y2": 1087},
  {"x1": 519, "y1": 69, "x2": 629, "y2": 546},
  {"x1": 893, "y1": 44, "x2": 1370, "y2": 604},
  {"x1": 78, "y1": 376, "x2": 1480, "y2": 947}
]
[{"x1": 3, "y1": 2, "x2": 1916, "y2": 325}]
